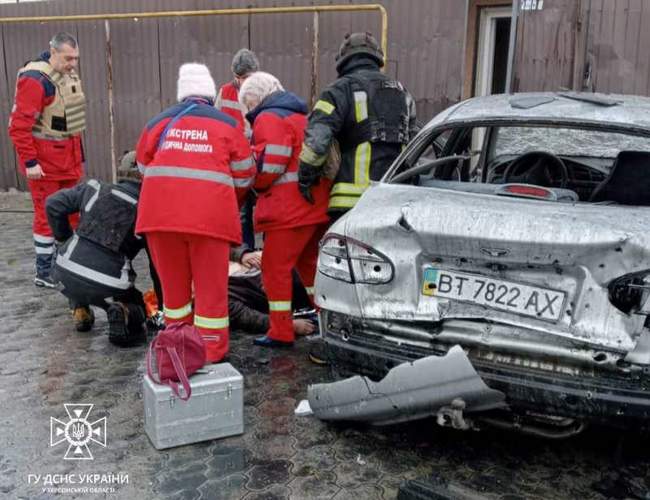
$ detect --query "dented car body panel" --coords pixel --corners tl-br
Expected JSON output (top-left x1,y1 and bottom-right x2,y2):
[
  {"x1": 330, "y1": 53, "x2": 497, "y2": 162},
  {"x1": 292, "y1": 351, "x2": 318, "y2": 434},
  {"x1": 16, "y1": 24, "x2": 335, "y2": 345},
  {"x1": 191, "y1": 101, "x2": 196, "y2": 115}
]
[
  {"x1": 328, "y1": 184, "x2": 650, "y2": 351},
  {"x1": 315, "y1": 92, "x2": 650, "y2": 428}
]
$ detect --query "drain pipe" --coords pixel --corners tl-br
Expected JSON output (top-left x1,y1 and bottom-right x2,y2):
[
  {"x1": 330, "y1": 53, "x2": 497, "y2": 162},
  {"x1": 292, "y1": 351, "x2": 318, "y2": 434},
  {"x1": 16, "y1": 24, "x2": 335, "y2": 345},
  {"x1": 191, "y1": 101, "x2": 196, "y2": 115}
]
[{"x1": 505, "y1": 0, "x2": 520, "y2": 94}]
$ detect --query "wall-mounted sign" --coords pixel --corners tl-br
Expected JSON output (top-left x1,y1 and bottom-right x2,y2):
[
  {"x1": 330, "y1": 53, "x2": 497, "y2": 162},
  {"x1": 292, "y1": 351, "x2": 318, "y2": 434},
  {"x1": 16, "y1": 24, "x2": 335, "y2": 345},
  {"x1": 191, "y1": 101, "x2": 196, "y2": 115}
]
[{"x1": 521, "y1": 0, "x2": 544, "y2": 10}]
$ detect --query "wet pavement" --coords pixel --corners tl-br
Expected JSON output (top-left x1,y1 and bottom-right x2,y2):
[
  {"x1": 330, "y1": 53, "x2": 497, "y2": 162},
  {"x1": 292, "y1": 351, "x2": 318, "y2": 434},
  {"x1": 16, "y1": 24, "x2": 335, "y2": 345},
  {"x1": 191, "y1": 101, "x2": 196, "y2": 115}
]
[{"x1": 1, "y1": 191, "x2": 649, "y2": 500}]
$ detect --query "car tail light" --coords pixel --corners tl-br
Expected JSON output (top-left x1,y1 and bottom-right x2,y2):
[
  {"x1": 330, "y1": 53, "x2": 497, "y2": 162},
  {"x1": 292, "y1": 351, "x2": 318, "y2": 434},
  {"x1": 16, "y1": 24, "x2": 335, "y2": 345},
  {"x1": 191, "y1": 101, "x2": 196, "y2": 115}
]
[
  {"x1": 608, "y1": 273, "x2": 650, "y2": 314},
  {"x1": 318, "y1": 234, "x2": 394, "y2": 284},
  {"x1": 319, "y1": 235, "x2": 353, "y2": 282}
]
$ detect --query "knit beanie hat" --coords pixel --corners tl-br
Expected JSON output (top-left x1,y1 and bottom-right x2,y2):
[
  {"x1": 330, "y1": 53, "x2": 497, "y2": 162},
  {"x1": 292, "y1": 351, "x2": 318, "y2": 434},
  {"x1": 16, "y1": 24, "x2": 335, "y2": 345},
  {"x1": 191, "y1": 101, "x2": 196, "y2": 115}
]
[
  {"x1": 177, "y1": 63, "x2": 216, "y2": 102},
  {"x1": 117, "y1": 150, "x2": 138, "y2": 177},
  {"x1": 231, "y1": 49, "x2": 260, "y2": 77}
]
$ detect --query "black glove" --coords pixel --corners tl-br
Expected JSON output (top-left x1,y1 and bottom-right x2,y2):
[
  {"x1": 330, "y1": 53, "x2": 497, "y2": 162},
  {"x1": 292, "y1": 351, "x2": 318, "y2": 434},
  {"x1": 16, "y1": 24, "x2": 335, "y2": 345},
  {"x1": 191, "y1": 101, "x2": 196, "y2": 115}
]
[
  {"x1": 298, "y1": 163, "x2": 320, "y2": 205},
  {"x1": 299, "y1": 182, "x2": 315, "y2": 204}
]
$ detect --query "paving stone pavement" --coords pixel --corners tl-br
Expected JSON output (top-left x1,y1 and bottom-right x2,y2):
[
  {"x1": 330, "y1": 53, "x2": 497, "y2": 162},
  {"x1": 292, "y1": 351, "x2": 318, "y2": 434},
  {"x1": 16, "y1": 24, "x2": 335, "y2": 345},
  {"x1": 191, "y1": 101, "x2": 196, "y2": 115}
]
[{"x1": 1, "y1": 192, "x2": 649, "y2": 500}]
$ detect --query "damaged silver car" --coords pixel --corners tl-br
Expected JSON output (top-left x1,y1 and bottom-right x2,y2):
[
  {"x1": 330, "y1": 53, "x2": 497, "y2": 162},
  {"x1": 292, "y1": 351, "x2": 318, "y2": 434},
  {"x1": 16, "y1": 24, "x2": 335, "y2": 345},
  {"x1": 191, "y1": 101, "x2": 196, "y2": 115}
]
[{"x1": 314, "y1": 92, "x2": 650, "y2": 437}]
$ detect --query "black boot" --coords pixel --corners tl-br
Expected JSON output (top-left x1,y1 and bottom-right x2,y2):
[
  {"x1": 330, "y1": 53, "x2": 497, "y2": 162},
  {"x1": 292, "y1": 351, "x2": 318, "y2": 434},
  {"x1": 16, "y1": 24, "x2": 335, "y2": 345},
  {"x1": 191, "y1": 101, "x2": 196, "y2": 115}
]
[
  {"x1": 72, "y1": 306, "x2": 95, "y2": 332},
  {"x1": 107, "y1": 303, "x2": 146, "y2": 347}
]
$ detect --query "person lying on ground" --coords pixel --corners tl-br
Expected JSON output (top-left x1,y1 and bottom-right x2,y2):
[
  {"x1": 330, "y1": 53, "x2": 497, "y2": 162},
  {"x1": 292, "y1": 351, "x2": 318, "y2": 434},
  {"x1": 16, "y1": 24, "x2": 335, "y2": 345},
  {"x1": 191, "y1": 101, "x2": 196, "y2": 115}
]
[{"x1": 228, "y1": 249, "x2": 316, "y2": 336}]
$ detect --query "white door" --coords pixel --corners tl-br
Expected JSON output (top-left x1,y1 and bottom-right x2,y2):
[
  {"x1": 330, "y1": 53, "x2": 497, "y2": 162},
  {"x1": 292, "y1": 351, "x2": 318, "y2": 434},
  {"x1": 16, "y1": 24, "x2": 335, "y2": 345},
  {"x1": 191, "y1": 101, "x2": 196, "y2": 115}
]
[
  {"x1": 475, "y1": 6, "x2": 512, "y2": 96},
  {"x1": 471, "y1": 6, "x2": 512, "y2": 177}
]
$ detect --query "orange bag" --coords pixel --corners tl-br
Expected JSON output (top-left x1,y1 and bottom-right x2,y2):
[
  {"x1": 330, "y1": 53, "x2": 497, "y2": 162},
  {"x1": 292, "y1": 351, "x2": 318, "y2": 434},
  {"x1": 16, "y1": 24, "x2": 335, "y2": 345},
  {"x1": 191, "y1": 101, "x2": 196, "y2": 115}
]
[{"x1": 143, "y1": 289, "x2": 159, "y2": 318}]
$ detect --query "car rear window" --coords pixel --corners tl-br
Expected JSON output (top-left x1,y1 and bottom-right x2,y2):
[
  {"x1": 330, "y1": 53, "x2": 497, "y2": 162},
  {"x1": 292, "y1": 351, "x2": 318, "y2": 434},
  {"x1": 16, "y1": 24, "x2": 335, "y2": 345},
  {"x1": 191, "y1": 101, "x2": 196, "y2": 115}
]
[{"x1": 494, "y1": 126, "x2": 650, "y2": 159}]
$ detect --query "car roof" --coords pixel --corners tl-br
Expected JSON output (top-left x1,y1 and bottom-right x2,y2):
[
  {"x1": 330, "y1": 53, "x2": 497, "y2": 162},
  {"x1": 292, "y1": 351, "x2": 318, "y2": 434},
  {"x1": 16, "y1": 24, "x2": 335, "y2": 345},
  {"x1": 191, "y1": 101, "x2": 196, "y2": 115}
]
[{"x1": 424, "y1": 92, "x2": 650, "y2": 135}]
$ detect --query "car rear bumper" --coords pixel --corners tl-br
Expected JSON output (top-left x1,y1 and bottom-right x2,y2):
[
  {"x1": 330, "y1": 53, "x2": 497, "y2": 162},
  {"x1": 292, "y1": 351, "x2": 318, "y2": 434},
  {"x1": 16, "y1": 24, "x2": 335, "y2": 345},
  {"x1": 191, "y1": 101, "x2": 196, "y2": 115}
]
[{"x1": 321, "y1": 310, "x2": 650, "y2": 426}]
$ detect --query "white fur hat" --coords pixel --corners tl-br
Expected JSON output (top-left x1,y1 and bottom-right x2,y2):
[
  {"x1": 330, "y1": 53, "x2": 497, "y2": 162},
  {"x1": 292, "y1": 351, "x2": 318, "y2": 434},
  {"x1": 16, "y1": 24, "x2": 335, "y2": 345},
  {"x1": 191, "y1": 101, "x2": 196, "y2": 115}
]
[
  {"x1": 238, "y1": 71, "x2": 284, "y2": 110},
  {"x1": 177, "y1": 63, "x2": 216, "y2": 102}
]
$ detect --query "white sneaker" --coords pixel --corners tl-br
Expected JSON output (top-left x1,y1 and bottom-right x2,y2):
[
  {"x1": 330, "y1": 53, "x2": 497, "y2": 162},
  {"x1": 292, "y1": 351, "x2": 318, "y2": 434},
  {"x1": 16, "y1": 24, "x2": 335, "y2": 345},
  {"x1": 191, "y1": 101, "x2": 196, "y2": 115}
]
[{"x1": 34, "y1": 275, "x2": 57, "y2": 288}]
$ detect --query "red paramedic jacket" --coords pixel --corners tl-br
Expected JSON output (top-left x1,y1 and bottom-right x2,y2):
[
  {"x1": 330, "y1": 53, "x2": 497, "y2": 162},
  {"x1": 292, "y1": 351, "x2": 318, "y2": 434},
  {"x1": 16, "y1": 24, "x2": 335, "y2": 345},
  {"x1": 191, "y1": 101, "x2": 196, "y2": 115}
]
[
  {"x1": 217, "y1": 82, "x2": 245, "y2": 132},
  {"x1": 247, "y1": 91, "x2": 330, "y2": 233},
  {"x1": 135, "y1": 98, "x2": 255, "y2": 244},
  {"x1": 8, "y1": 52, "x2": 83, "y2": 181}
]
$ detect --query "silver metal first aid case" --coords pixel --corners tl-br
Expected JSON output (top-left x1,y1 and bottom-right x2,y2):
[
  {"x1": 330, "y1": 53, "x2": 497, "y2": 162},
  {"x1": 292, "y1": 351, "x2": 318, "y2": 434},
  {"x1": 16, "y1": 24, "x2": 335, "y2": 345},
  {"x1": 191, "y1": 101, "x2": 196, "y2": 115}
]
[{"x1": 143, "y1": 362, "x2": 244, "y2": 450}]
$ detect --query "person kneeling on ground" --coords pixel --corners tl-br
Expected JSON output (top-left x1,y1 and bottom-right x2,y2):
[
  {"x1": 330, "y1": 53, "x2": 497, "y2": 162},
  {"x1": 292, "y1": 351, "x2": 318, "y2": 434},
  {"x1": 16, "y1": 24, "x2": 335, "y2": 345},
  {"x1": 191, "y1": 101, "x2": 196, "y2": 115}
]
[
  {"x1": 45, "y1": 151, "x2": 161, "y2": 346},
  {"x1": 229, "y1": 247, "x2": 316, "y2": 336}
]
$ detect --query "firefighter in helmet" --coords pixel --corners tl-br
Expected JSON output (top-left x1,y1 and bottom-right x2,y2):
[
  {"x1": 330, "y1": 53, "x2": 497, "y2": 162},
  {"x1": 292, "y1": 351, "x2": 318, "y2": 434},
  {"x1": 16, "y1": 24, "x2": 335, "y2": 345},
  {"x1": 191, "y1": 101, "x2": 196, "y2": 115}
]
[{"x1": 297, "y1": 32, "x2": 418, "y2": 220}]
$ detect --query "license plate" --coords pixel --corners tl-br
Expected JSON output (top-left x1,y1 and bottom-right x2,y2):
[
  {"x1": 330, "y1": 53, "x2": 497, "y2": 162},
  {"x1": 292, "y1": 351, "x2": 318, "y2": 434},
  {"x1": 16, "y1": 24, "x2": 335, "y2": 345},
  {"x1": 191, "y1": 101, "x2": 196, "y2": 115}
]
[{"x1": 422, "y1": 268, "x2": 566, "y2": 322}]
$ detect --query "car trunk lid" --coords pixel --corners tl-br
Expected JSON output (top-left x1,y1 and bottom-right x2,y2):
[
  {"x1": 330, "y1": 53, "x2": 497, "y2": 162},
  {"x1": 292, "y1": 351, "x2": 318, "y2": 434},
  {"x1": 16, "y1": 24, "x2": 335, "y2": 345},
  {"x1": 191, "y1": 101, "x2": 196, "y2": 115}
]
[{"x1": 345, "y1": 184, "x2": 650, "y2": 351}]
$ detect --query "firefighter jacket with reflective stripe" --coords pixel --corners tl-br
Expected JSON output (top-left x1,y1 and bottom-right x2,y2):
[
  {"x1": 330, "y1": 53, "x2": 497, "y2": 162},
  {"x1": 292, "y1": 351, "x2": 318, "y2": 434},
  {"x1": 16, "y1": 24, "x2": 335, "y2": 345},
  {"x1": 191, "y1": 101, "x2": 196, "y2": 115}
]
[
  {"x1": 246, "y1": 91, "x2": 331, "y2": 233},
  {"x1": 299, "y1": 56, "x2": 417, "y2": 212},
  {"x1": 46, "y1": 179, "x2": 143, "y2": 292},
  {"x1": 8, "y1": 52, "x2": 84, "y2": 180},
  {"x1": 135, "y1": 98, "x2": 255, "y2": 243},
  {"x1": 216, "y1": 82, "x2": 247, "y2": 132}
]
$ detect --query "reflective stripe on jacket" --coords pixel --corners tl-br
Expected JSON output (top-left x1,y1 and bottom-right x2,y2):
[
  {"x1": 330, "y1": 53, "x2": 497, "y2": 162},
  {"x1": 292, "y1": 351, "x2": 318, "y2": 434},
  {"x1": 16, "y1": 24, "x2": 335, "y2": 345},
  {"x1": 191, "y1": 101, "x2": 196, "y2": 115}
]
[
  {"x1": 246, "y1": 91, "x2": 330, "y2": 232},
  {"x1": 217, "y1": 82, "x2": 246, "y2": 132},
  {"x1": 299, "y1": 56, "x2": 418, "y2": 212},
  {"x1": 46, "y1": 179, "x2": 145, "y2": 292},
  {"x1": 135, "y1": 99, "x2": 255, "y2": 243}
]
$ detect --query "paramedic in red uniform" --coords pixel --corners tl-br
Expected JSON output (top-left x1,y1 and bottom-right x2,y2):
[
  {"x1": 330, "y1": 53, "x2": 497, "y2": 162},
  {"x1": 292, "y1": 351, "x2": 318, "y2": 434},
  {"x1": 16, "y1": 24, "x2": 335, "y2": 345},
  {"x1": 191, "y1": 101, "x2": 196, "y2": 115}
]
[
  {"x1": 216, "y1": 48, "x2": 259, "y2": 137},
  {"x1": 8, "y1": 32, "x2": 85, "y2": 289},
  {"x1": 136, "y1": 63, "x2": 255, "y2": 363},
  {"x1": 217, "y1": 48, "x2": 260, "y2": 250},
  {"x1": 239, "y1": 72, "x2": 330, "y2": 347}
]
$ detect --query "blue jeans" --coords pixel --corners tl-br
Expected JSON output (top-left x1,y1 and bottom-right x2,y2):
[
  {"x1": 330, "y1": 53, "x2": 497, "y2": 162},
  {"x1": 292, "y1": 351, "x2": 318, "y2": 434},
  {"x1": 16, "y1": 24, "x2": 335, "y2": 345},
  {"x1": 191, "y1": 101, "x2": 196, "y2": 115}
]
[{"x1": 36, "y1": 253, "x2": 54, "y2": 278}]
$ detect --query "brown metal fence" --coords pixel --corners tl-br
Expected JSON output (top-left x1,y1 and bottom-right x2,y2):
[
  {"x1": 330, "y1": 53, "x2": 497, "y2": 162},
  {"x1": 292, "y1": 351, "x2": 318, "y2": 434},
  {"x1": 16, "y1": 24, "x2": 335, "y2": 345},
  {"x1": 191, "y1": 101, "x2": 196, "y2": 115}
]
[
  {"x1": 584, "y1": 0, "x2": 650, "y2": 95},
  {"x1": 513, "y1": 0, "x2": 583, "y2": 92},
  {"x1": 0, "y1": 0, "x2": 466, "y2": 190},
  {"x1": 3, "y1": 0, "x2": 647, "y2": 191},
  {"x1": 513, "y1": 0, "x2": 650, "y2": 96}
]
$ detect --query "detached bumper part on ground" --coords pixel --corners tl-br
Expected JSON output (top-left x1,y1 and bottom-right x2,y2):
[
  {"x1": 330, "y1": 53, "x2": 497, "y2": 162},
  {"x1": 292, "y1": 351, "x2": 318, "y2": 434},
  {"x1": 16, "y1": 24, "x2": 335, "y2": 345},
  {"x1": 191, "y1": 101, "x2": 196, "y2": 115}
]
[{"x1": 307, "y1": 345, "x2": 505, "y2": 426}]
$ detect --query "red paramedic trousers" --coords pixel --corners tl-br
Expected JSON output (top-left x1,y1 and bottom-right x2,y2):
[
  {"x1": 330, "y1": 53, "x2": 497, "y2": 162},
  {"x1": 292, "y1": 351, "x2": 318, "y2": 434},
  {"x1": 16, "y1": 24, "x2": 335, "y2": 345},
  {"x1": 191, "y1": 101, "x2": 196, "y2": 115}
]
[
  {"x1": 262, "y1": 223, "x2": 327, "y2": 343},
  {"x1": 146, "y1": 232, "x2": 230, "y2": 363}
]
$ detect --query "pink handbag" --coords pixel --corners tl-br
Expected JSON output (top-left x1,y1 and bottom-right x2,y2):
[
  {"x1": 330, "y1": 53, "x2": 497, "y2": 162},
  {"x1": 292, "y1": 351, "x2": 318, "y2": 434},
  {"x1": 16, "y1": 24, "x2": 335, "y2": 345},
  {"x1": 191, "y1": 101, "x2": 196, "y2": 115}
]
[{"x1": 146, "y1": 323, "x2": 206, "y2": 400}]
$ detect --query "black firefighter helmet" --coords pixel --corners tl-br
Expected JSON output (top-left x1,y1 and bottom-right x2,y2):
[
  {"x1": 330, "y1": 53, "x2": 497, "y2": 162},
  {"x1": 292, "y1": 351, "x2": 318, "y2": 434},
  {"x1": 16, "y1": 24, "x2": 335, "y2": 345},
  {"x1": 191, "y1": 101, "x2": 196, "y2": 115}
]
[{"x1": 335, "y1": 32, "x2": 384, "y2": 72}]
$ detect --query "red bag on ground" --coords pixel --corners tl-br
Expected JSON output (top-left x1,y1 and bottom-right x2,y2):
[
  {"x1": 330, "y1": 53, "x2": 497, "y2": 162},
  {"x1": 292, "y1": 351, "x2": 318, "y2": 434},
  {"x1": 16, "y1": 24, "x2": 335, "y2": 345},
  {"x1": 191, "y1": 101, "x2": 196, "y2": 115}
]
[{"x1": 146, "y1": 323, "x2": 206, "y2": 400}]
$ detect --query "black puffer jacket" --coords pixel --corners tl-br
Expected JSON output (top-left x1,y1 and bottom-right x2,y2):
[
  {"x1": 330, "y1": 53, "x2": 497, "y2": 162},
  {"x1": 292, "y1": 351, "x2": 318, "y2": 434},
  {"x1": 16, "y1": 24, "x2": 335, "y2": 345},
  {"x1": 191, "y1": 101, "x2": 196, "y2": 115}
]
[{"x1": 46, "y1": 179, "x2": 161, "y2": 300}]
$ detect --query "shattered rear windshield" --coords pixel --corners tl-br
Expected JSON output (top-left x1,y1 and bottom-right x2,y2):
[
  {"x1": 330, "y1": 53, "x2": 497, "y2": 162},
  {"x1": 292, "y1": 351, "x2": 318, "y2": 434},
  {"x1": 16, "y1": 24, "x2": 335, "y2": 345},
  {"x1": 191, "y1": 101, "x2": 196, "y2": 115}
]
[{"x1": 493, "y1": 126, "x2": 650, "y2": 158}]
